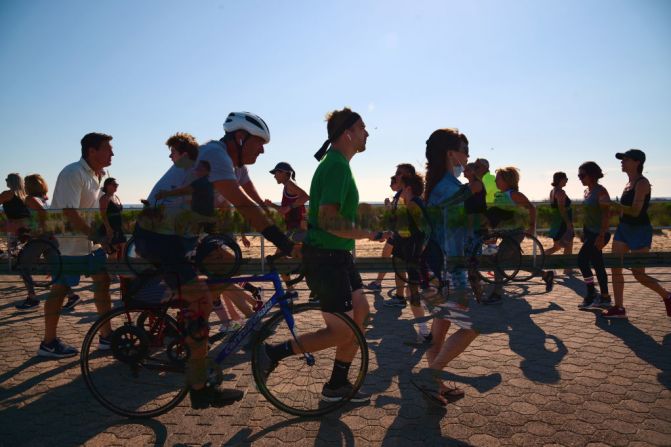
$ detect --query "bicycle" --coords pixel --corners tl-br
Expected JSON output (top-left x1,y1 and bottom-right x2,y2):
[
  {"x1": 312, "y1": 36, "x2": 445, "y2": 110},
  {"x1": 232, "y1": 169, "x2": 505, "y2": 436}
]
[
  {"x1": 11, "y1": 229, "x2": 62, "y2": 288},
  {"x1": 80, "y1": 253, "x2": 369, "y2": 418}
]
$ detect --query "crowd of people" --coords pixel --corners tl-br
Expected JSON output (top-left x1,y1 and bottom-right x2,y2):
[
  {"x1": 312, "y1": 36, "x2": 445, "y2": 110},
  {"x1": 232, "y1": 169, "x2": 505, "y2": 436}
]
[{"x1": 2, "y1": 109, "x2": 671, "y2": 409}]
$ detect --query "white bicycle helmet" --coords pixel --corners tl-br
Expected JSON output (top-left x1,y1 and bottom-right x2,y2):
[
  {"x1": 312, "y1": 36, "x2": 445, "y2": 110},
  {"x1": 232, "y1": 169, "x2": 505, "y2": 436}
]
[{"x1": 223, "y1": 112, "x2": 270, "y2": 143}]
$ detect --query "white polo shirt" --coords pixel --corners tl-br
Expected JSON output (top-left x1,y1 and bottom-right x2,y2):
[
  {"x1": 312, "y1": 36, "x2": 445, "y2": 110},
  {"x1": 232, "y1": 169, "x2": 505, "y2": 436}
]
[{"x1": 51, "y1": 158, "x2": 104, "y2": 255}]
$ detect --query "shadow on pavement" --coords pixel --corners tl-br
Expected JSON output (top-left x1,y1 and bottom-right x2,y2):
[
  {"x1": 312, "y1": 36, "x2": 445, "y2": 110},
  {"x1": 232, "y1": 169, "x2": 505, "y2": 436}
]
[{"x1": 596, "y1": 317, "x2": 671, "y2": 389}]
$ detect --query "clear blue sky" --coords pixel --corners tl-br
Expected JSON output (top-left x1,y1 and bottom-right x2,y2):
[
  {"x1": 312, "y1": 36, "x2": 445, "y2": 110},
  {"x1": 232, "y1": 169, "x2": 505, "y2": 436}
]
[{"x1": 1, "y1": 0, "x2": 670, "y2": 204}]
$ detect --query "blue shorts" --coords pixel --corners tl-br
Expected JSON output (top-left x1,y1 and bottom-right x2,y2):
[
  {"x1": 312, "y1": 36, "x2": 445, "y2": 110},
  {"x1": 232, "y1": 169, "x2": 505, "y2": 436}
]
[
  {"x1": 614, "y1": 222, "x2": 652, "y2": 250},
  {"x1": 133, "y1": 225, "x2": 198, "y2": 289},
  {"x1": 55, "y1": 248, "x2": 108, "y2": 287}
]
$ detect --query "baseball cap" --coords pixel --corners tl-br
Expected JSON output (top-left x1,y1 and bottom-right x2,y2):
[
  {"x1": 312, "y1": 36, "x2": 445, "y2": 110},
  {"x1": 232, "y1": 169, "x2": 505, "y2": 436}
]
[
  {"x1": 615, "y1": 149, "x2": 645, "y2": 163},
  {"x1": 269, "y1": 162, "x2": 294, "y2": 175}
]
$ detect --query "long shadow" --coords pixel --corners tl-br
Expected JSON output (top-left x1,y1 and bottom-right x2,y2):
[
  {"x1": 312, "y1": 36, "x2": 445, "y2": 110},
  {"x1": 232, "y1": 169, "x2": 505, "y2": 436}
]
[
  {"x1": 473, "y1": 290, "x2": 568, "y2": 383},
  {"x1": 224, "y1": 412, "x2": 356, "y2": 446},
  {"x1": 595, "y1": 317, "x2": 671, "y2": 389},
  {"x1": 0, "y1": 357, "x2": 79, "y2": 403},
  {"x1": 556, "y1": 274, "x2": 587, "y2": 296},
  {"x1": 0, "y1": 370, "x2": 170, "y2": 446}
]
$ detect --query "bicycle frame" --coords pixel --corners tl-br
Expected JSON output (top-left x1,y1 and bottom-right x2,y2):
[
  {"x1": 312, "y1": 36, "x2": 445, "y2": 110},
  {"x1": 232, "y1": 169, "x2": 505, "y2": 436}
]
[{"x1": 205, "y1": 269, "x2": 313, "y2": 366}]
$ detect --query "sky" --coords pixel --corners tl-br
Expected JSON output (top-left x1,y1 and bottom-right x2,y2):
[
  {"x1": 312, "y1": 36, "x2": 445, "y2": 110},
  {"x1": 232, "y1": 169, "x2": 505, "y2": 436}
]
[{"x1": 1, "y1": 0, "x2": 670, "y2": 204}]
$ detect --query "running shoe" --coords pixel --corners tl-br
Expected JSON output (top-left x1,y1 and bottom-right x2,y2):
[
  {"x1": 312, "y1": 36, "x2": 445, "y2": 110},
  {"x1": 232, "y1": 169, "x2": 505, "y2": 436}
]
[
  {"x1": 321, "y1": 381, "x2": 371, "y2": 403},
  {"x1": 15, "y1": 298, "x2": 40, "y2": 312},
  {"x1": 589, "y1": 295, "x2": 612, "y2": 310},
  {"x1": 189, "y1": 385, "x2": 245, "y2": 409},
  {"x1": 62, "y1": 294, "x2": 81, "y2": 311},
  {"x1": 383, "y1": 296, "x2": 407, "y2": 308},
  {"x1": 37, "y1": 338, "x2": 78, "y2": 358},
  {"x1": 601, "y1": 306, "x2": 627, "y2": 319},
  {"x1": 482, "y1": 245, "x2": 498, "y2": 256},
  {"x1": 365, "y1": 281, "x2": 382, "y2": 292},
  {"x1": 664, "y1": 293, "x2": 671, "y2": 317},
  {"x1": 578, "y1": 296, "x2": 594, "y2": 310},
  {"x1": 98, "y1": 334, "x2": 113, "y2": 350}
]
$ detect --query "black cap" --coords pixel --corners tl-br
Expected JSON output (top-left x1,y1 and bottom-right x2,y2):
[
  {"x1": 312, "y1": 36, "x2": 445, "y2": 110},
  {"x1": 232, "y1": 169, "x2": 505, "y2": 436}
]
[
  {"x1": 269, "y1": 162, "x2": 294, "y2": 175},
  {"x1": 615, "y1": 149, "x2": 646, "y2": 163}
]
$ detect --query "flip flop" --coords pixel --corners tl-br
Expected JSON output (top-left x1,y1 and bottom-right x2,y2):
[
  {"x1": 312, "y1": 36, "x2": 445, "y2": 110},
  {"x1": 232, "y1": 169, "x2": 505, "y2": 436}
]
[{"x1": 409, "y1": 377, "x2": 447, "y2": 407}]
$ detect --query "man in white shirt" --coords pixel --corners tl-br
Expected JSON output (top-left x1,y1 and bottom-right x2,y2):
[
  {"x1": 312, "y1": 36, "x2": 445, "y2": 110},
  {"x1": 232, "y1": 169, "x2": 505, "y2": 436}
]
[{"x1": 37, "y1": 133, "x2": 114, "y2": 358}]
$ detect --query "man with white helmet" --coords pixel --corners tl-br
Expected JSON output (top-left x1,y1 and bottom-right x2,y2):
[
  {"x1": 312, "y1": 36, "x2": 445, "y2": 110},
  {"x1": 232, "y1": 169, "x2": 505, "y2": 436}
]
[
  {"x1": 134, "y1": 114, "x2": 295, "y2": 409},
  {"x1": 184, "y1": 112, "x2": 296, "y2": 407}
]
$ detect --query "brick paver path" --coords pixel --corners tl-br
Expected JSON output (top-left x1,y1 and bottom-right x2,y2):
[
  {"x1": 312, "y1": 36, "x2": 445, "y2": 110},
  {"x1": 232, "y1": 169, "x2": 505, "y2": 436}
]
[{"x1": 1, "y1": 270, "x2": 670, "y2": 446}]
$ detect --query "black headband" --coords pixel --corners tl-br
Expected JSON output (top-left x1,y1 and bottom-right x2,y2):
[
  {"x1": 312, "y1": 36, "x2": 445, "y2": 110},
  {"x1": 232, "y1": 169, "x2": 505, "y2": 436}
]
[{"x1": 314, "y1": 112, "x2": 361, "y2": 161}]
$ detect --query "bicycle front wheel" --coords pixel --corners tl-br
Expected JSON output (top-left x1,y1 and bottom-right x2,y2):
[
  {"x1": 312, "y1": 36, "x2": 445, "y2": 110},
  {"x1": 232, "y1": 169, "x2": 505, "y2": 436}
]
[
  {"x1": 251, "y1": 303, "x2": 369, "y2": 417},
  {"x1": 80, "y1": 306, "x2": 189, "y2": 418}
]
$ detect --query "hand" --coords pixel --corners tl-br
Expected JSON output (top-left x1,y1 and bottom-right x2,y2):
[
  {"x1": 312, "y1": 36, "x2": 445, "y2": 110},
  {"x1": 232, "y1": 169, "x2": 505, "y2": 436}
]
[
  {"x1": 278, "y1": 206, "x2": 291, "y2": 215},
  {"x1": 290, "y1": 243, "x2": 302, "y2": 259},
  {"x1": 106, "y1": 227, "x2": 114, "y2": 239},
  {"x1": 263, "y1": 199, "x2": 274, "y2": 206},
  {"x1": 384, "y1": 198, "x2": 391, "y2": 207}
]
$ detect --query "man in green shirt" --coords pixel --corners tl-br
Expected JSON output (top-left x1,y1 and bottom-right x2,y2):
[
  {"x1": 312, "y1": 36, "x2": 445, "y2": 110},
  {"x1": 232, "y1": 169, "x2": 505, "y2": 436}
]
[
  {"x1": 259, "y1": 107, "x2": 384, "y2": 403},
  {"x1": 475, "y1": 158, "x2": 499, "y2": 204}
]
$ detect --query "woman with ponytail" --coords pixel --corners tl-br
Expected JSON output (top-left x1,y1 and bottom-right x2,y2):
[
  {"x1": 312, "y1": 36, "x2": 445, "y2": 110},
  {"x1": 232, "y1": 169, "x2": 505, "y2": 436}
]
[{"x1": 413, "y1": 128, "x2": 480, "y2": 405}]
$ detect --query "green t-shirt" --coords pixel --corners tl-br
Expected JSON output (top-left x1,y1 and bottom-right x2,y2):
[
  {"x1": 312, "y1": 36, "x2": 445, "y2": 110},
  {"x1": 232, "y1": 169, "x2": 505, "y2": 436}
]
[
  {"x1": 482, "y1": 172, "x2": 499, "y2": 204},
  {"x1": 305, "y1": 150, "x2": 359, "y2": 251}
]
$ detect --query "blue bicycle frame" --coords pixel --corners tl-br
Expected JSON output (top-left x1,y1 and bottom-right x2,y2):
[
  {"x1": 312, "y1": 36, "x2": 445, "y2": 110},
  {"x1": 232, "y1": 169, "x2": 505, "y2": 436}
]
[{"x1": 206, "y1": 267, "x2": 314, "y2": 366}]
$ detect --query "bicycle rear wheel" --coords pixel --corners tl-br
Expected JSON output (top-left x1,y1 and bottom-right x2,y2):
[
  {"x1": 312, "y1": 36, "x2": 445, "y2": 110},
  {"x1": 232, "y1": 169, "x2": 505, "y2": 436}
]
[
  {"x1": 80, "y1": 306, "x2": 188, "y2": 418},
  {"x1": 469, "y1": 232, "x2": 521, "y2": 285},
  {"x1": 514, "y1": 233, "x2": 546, "y2": 282},
  {"x1": 16, "y1": 238, "x2": 62, "y2": 288},
  {"x1": 251, "y1": 303, "x2": 368, "y2": 417}
]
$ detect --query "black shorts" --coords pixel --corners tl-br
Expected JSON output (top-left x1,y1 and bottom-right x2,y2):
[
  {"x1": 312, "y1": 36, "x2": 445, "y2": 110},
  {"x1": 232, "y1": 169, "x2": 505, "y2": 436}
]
[{"x1": 302, "y1": 244, "x2": 363, "y2": 313}]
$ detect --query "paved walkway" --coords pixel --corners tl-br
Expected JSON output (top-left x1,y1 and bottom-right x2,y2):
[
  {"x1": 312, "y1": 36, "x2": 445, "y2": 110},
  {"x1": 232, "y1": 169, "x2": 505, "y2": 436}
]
[{"x1": 0, "y1": 270, "x2": 670, "y2": 446}]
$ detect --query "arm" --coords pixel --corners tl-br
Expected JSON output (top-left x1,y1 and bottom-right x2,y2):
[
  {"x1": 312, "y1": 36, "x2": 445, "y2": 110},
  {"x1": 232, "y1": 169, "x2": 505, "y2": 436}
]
[
  {"x1": 0, "y1": 190, "x2": 14, "y2": 204},
  {"x1": 511, "y1": 191, "x2": 536, "y2": 232},
  {"x1": 241, "y1": 180, "x2": 270, "y2": 213},
  {"x1": 435, "y1": 184, "x2": 473, "y2": 208},
  {"x1": 596, "y1": 188, "x2": 612, "y2": 249},
  {"x1": 155, "y1": 184, "x2": 193, "y2": 200},
  {"x1": 263, "y1": 199, "x2": 281, "y2": 211},
  {"x1": 621, "y1": 179, "x2": 650, "y2": 218},
  {"x1": 318, "y1": 203, "x2": 382, "y2": 240},
  {"x1": 99, "y1": 195, "x2": 114, "y2": 238},
  {"x1": 279, "y1": 181, "x2": 309, "y2": 215},
  {"x1": 555, "y1": 190, "x2": 573, "y2": 229}
]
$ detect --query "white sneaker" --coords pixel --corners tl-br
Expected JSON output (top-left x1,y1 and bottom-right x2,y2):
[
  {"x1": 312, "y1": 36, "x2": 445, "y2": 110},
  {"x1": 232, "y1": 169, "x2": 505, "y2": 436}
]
[{"x1": 482, "y1": 245, "x2": 498, "y2": 256}]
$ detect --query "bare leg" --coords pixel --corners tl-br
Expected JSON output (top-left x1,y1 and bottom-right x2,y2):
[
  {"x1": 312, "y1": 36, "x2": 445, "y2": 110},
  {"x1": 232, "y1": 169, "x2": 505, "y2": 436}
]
[
  {"x1": 630, "y1": 248, "x2": 669, "y2": 299},
  {"x1": 44, "y1": 285, "x2": 67, "y2": 343},
  {"x1": 91, "y1": 272, "x2": 112, "y2": 337},
  {"x1": 611, "y1": 241, "x2": 629, "y2": 308}
]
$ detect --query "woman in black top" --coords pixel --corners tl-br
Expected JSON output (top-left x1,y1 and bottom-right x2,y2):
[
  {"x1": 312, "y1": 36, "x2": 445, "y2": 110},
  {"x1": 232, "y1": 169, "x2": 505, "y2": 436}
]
[
  {"x1": 1, "y1": 173, "x2": 30, "y2": 253},
  {"x1": 605, "y1": 149, "x2": 671, "y2": 319},
  {"x1": 99, "y1": 177, "x2": 126, "y2": 261},
  {"x1": 545, "y1": 172, "x2": 574, "y2": 274}
]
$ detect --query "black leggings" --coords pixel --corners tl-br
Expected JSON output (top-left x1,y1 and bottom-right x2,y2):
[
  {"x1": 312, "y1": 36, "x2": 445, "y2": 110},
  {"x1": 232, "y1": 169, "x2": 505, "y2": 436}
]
[{"x1": 578, "y1": 229, "x2": 610, "y2": 295}]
